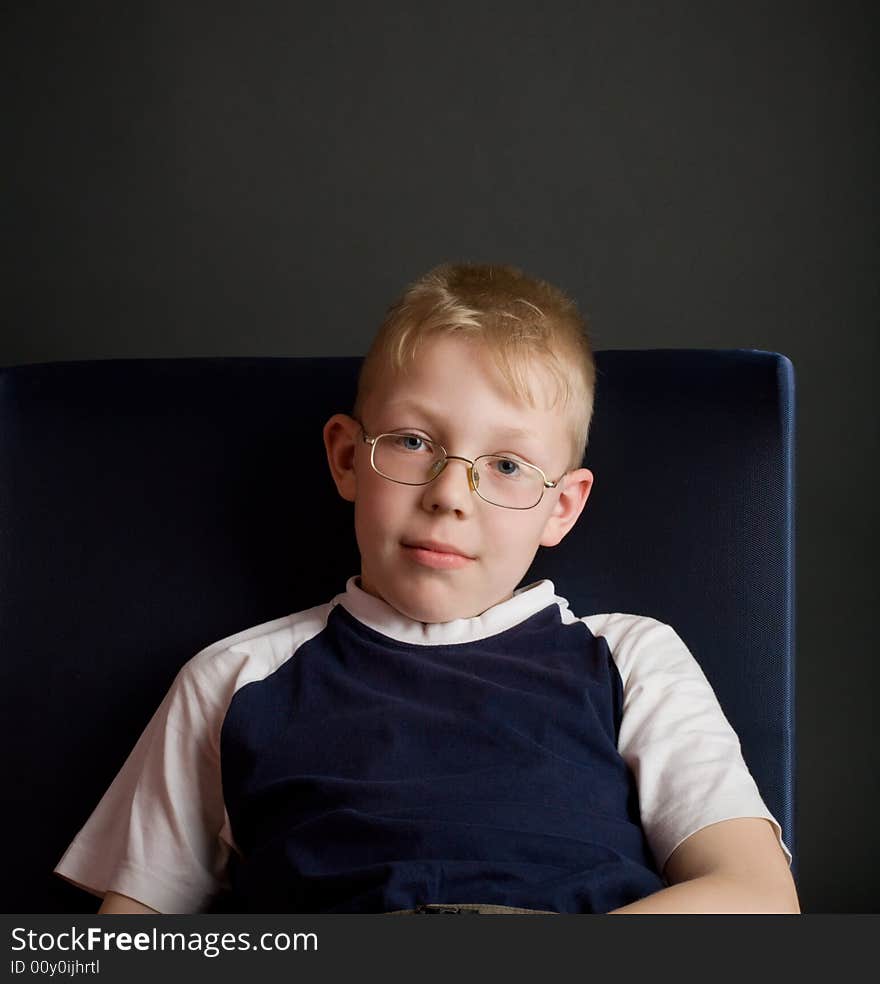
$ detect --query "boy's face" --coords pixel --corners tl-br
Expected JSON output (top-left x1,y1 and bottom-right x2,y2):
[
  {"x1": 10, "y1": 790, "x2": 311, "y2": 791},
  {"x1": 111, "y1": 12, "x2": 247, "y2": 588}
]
[{"x1": 324, "y1": 335, "x2": 593, "y2": 623}]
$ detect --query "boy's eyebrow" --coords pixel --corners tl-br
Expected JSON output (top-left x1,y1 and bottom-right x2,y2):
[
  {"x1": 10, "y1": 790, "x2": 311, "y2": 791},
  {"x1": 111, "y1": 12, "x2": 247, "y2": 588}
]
[{"x1": 381, "y1": 400, "x2": 540, "y2": 442}]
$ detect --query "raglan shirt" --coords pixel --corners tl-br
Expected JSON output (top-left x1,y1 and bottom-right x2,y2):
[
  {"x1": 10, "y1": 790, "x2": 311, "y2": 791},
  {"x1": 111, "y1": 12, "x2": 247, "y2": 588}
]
[{"x1": 54, "y1": 576, "x2": 791, "y2": 913}]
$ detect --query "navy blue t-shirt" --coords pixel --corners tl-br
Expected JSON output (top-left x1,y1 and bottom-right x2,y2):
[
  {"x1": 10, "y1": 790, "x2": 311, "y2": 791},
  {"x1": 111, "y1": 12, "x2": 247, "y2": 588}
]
[{"x1": 220, "y1": 585, "x2": 666, "y2": 913}]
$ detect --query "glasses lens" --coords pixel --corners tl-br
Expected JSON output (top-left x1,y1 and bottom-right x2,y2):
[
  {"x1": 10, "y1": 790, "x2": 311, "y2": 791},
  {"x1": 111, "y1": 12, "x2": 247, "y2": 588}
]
[
  {"x1": 373, "y1": 433, "x2": 444, "y2": 484},
  {"x1": 474, "y1": 456, "x2": 544, "y2": 508}
]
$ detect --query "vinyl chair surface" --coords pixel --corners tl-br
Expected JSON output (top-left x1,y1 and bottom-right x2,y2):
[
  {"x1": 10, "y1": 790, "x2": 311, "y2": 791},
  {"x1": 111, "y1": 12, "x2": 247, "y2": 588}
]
[{"x1": 0, "y1": 350, "x2": 796, "y2": 912}]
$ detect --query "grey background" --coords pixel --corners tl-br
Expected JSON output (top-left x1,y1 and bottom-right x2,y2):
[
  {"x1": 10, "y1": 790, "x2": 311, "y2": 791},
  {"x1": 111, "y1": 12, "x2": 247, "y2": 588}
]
[{"x1": 5, "y1": 1, "x2": 877, "y2": 912}]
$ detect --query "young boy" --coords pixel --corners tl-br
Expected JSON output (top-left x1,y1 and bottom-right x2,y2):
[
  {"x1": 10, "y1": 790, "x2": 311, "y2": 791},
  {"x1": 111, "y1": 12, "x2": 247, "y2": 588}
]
[{"x1": 54, "y1": 263, "x2": 799, "y2": 914}]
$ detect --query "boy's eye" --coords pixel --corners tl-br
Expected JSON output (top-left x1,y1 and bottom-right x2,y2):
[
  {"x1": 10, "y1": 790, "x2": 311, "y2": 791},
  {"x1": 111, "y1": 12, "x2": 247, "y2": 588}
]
[
  {"x1": 390, "y1": 433, "x2": 433, "y2": 453},
  {"x1": 486, "y1": 456, "x2": 522, "y2": 479}
]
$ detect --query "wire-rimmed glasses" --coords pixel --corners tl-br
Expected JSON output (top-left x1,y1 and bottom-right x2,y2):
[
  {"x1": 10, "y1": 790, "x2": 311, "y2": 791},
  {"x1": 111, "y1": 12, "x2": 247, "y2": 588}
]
[{"x1": 357, "y1": 423, "x2": 566, "y2": 510}]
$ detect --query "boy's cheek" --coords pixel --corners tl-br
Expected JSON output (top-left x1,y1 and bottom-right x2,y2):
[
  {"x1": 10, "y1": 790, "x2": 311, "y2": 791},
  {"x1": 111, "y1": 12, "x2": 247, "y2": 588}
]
[{"x1": 354, "y1": 497, "x2": 402, "y2": 547}]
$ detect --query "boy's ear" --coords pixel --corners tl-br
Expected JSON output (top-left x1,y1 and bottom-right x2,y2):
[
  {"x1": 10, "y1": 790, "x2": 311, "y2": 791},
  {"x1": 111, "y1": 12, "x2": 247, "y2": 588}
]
[
  {"x1": 538, "y1": 468, "x2": 594, "y2": 548},
  {"x1": 323, "y1": 414, "x2": 361, "y2": 503}
]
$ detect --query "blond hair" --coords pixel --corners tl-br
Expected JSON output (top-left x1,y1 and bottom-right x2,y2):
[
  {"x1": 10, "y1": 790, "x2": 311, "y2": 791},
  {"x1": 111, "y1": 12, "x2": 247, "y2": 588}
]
[{"x1": 354, "y1": 262, "x2": 596, "y2": 471}]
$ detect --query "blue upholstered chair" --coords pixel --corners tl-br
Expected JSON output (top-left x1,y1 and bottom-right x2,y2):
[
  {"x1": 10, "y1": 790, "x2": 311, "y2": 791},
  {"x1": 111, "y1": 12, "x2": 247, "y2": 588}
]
[{"x1": 0, "y1": 351, "x2": 796, "y2": 912}]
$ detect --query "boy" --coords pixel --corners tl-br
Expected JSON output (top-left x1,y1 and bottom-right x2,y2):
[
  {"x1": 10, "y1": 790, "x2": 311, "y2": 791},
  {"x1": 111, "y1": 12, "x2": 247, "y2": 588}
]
[{"x1": 54, "y1": 263, "x2": 798, "y2": 914}]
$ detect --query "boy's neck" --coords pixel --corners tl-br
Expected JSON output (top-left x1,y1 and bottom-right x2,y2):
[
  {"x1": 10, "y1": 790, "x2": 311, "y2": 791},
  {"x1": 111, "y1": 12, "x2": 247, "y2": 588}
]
[{"x1": 353, "y1": 575, "x2": 516, "y2": 623}]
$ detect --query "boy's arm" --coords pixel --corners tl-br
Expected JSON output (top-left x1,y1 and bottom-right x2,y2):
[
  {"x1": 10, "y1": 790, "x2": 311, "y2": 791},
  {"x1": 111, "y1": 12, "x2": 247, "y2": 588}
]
[
  {"x1": 607, "y1": 817, "x2": 800, "y2": 914},
  {"x1": 98, "y1": 891, "x2": 159, "y2": 914},
  {"x1": 55, "y1": 656, "x2": 233, "y2": 914}
]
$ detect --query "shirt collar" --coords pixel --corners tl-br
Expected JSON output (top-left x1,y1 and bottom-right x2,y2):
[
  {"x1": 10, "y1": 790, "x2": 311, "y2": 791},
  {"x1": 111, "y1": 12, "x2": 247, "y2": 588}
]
[{"x1": 331, "y1": 575, "x2": 568, "y2": 646}]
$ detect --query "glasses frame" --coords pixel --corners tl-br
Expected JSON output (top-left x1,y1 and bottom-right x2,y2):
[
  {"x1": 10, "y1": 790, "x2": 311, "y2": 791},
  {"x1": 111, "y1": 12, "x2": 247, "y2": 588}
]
[{"x1": 355, "y1": 420, "x2": 568, "y2": 511}]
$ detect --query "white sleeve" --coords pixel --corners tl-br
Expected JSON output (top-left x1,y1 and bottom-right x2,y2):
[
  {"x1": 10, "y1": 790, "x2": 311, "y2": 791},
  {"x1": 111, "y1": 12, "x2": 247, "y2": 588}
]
[
  {"x1": 584, "y1": 612, "x2": 792, "y2": 874},
  {"x1": 53, "y1": 660, "x2": 232, "y2": 913}
]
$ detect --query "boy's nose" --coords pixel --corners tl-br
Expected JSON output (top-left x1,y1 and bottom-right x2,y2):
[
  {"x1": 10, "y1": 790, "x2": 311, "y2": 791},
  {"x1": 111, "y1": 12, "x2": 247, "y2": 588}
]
[
  {"x1": 422, "y1": 456, "x2": 477, "y2": 511},
  {"x1": 430, "y1": 456, "x2": 478, "y2": 493}
]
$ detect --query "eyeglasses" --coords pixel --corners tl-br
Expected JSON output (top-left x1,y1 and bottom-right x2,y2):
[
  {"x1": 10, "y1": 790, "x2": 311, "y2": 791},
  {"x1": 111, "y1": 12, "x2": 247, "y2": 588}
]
[{"x1": 356, "y1": 421, "x2": 567, "y2": 510}]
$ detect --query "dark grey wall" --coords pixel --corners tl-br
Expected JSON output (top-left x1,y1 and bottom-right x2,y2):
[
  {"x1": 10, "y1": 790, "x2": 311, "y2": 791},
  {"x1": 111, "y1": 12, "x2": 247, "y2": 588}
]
[{"x1": 6, "y1": 1, "x2": 878, "y2": 913}]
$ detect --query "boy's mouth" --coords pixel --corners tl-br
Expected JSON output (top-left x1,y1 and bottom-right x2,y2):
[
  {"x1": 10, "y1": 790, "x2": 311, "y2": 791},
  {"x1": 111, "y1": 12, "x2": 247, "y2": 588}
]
[
  {"x1": 402, "y1": 540, "x2": 476, "y2": 569},
  {"x1": 402, "y1": 539, "x2": 474, "y2": 558}
]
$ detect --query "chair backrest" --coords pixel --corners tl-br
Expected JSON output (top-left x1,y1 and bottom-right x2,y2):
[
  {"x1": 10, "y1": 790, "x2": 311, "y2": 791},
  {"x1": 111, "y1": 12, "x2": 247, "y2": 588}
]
[{"x1": 0, "y1": 350, "x2": 796, "y2": 912}]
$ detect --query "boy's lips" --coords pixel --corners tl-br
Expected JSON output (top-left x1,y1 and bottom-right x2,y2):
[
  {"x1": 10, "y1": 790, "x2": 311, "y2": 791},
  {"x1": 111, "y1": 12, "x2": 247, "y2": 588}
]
[
  {"x1": 402, "y1": 539, "x2": 475, "y2": 559},
  {"x1": 401, "y1": 540, "x2": 477, "y2": 570}
]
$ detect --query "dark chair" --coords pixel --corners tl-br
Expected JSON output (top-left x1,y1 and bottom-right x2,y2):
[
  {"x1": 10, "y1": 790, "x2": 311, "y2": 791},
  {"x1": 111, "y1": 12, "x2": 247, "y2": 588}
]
[{"x1": 0, "y1": 351, "x2": 796, "y2": 912}]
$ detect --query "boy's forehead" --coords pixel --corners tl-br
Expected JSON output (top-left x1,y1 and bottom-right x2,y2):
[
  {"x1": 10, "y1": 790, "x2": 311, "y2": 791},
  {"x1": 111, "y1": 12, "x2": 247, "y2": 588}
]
[
  {"x1": 364, "y1": 368, "x2": 569, "y2": 450},
  {"x1": 360, "y1": 333, "x2": 572, "y2": 446},
  {"x1": 369, "y1": 335, "x2": 556, "y2": 404},
  {"x1": 380, "y1": 395, "x2": 549, "y2": 434}
]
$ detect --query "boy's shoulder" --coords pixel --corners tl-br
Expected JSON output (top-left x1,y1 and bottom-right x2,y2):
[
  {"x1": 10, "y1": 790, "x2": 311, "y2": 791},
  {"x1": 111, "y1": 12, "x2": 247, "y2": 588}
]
[
  {"x1": 571, "y1": 608, "x2": 668, "y2": 638},
  {"x1": 191, "y1": 600, "x2": 335, "y2": 664},
  {"x1": 559, "y1": 596, "x2": 673, "y2": 649},
  {"x1": 575, "y1": 609, "x2": 676, "y2": 644},
  {"x1": 174, "y1": 598, "x2": 340, "y2": 709},
  {"x1": 564, "y1": 606, "x2": 701, "y2": 687},
  {"x1": 512, "y1": 582, "x2": 699, "y2": 688}
]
